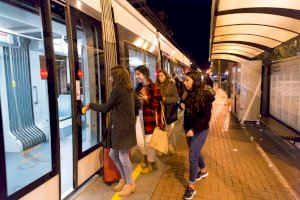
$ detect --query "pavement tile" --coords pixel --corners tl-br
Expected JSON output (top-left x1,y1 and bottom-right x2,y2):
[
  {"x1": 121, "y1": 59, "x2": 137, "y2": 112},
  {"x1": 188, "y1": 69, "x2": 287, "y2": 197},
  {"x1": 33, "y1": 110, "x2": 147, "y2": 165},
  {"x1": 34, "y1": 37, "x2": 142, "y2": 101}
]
[{"x1": 74, "y1": 89, "x2": 295, "y2": 200}]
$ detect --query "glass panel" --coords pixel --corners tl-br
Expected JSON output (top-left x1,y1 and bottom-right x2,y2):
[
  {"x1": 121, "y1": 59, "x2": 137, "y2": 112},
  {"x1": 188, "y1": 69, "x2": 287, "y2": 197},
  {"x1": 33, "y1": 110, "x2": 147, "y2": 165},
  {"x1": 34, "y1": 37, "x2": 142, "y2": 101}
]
[
  {"x1": 270, "y1": 62, "x2": 300, "y2": 131},
  {"x1": 163, "y1": 58, "x2": 170, "y2": 75},
  {"x1": 127, "y1": 47, "x2": 158, "y2": 85},
  {"x1": 76, "y1": 13, "x2": 104, "y2": 152},
  {"x1": 51, "y1": 3, "x2": 73, "y2": 196},
  {"x1": 174, "y1": 64, "x2": 184, "y2": 81},
  {"x1": 0, "y1": 1, "x2": 52, "y2": 195},
  {"x1": 145, "y1": 53, "x2": 157, "y2": 82},
  {"x1": 128, "y1": 48, "x2": 144, "y2": 87}
]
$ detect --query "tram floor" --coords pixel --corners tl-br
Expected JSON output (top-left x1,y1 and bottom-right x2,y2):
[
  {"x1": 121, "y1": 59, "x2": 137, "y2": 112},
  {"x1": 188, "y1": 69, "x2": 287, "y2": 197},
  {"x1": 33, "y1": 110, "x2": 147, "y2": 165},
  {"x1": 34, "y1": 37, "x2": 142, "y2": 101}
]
[{"x1": 5, "y1": 142, "x2": 52, "y2": 195}]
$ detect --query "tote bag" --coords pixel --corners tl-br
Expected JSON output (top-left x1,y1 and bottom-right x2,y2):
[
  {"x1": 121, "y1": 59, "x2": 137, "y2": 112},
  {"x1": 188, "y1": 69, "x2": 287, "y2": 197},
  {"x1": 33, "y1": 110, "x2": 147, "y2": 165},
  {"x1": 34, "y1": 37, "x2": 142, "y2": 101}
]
[{"x1": 148, "y1": 104, "x2": 169, "y2": 154}]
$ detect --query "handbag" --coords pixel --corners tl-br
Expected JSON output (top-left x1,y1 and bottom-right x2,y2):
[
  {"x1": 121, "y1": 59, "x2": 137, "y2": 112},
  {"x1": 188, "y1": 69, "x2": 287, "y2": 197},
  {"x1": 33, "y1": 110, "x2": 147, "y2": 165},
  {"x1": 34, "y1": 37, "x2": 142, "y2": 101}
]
[
  {"x1": 164, "y1": 103, "x2": 178, "y2": 124},
  {"x1": 148, "y1": 104, "x2": 169, "y2": 154}
]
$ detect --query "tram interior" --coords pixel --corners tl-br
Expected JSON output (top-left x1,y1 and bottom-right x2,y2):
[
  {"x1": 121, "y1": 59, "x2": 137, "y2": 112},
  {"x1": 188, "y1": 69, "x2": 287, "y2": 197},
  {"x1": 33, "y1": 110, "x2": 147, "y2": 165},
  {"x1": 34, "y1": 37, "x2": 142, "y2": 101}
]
[{"x1": 0, "y1": 1, "x2": 96, "y2": 195}]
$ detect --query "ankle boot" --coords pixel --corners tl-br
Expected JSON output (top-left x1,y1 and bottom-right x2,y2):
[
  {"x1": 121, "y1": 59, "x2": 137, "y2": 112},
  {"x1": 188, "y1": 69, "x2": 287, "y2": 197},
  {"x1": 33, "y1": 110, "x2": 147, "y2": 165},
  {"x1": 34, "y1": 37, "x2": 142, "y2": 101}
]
[
  {"x1": 168, "y1": 144, "x2": 174, "y2": 154},
  {"x1": 118, "y1": 183, "x2": 136, "y2": 197},
  {"x1": 114, "y1": 179, "x2": 125, "y2": 192},
  {"x1": 141, "y1": 162, "x2": 154, "y2": 174},
  {"x1": 141, "y1": 155, "x2": 147, "y2": 168},
  {"x1": 152, "y1": 161, "x2": 158, "y2": 170}
]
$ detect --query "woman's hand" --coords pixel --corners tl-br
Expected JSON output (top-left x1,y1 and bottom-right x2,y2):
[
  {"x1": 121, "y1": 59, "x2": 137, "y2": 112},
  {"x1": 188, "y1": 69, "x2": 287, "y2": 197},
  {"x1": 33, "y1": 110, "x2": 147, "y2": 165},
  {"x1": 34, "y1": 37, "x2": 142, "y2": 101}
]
[
  {"x1": 82, "y1": 104, "x2": 90, "y2": 114},
  {"x1": 138, "y1": 93, "x2": 148, "y2": 102},
  {"x1": 180, "y1": 103, "x2": 185, "y2": 110},
  {"x1": 186, "y1": 129, "x2": 194, "y2": 137}
]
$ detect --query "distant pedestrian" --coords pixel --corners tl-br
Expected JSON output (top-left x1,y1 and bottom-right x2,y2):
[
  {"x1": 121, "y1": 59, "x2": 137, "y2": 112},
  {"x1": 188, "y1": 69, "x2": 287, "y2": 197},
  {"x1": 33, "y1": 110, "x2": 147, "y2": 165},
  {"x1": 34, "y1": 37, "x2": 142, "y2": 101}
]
[{"x1": 182, "y1": 70, "x2": 215, "y2": 200}]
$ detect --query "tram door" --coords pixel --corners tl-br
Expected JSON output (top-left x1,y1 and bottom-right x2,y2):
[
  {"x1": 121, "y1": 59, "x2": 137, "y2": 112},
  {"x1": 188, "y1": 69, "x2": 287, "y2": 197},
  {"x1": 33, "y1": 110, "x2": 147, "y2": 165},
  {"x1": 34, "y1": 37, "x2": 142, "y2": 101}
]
[
  {"x1": 50, "y1": 3, "x2": 75, "y2": 197},
  {"x1": 51, "y1": 3, "x2": 105, "y2": 198}
]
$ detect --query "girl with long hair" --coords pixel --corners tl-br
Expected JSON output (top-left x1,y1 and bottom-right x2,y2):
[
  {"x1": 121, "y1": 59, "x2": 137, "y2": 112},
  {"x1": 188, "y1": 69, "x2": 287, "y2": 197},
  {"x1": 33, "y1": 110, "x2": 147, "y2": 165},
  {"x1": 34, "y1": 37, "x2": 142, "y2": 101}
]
[
  {"x1": 83, "y1": 65, "x2": 137, "y2": 197},
  {"x1": 135, "y1": 65, "x2": 163, "y2": 174},
  {"x1": 156, "y1": 69, "x2": 179, "y2": 154},
  {"x1": 182, "y1": 70, "x2": 215, "y2": 200}
]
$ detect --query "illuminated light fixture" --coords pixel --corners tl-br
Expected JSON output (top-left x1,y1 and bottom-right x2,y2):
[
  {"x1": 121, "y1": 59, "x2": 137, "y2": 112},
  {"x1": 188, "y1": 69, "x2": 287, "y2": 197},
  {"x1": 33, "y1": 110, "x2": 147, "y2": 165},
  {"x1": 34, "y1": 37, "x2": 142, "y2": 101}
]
[
  {"x1": 149, "y1": 45, "x2": 155, "y2": 52},
  {"x1": 142, "y1": 42, "x2": 148, "y2": 50},
  {"x1": 129, "y1": 57, "x2": 144, "y2": 66},
  {"x1": 133, "y1": 38, "x2": 144, "y2": 47}
]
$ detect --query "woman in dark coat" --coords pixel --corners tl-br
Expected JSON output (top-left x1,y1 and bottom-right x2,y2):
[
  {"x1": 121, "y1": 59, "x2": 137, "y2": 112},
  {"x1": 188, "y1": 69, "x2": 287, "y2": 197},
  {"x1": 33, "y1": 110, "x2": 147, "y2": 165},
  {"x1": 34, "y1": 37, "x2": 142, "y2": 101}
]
[
  {"x1": 156, "y1": 69, "x2": 179, "y2": 154},
  {"x1": 182, "y1": 70, "x2": 215, "y2": 200},
  {"x1": 84, "y1": 66, "x2": 136, "y2": 197}
]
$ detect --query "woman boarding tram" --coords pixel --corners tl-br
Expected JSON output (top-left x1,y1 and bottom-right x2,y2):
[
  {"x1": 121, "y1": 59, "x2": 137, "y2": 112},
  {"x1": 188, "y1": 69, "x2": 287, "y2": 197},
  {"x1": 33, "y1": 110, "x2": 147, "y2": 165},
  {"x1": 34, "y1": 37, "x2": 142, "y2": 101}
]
[
  {"x1": 181, "y1": 70, "x2": 215, "y2": 200},
  {"x1": 83, "y1": 66, "x2": 137, "y2": 197},
  {"x1": 156, "y1": 69, "x2": 179, "y2": 154},
  {"x1": 135, "y1": 65, "x2": 163, "y2": 174}
]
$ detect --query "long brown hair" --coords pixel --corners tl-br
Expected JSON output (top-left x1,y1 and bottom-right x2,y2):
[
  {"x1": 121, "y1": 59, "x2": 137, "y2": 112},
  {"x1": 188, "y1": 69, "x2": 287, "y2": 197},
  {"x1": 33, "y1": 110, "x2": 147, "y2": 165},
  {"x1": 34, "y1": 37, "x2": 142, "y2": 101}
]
[
  {"x1": 111, "y1": 65, "x2": 133, "y2": 91},
  {"x1": 155, "y1": 69, "x2": 171, "y2": 84},
  {"x1": 184, "y1": 70, "x2": 205, "y2": 117}
]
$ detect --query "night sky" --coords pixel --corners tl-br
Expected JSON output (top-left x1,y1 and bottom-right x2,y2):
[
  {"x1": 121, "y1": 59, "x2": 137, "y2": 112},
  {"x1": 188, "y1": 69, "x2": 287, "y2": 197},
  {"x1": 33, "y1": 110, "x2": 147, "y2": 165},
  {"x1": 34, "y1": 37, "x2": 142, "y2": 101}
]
[{"x1": 148, "y1": 0, "x2": 212, "y2": 69}]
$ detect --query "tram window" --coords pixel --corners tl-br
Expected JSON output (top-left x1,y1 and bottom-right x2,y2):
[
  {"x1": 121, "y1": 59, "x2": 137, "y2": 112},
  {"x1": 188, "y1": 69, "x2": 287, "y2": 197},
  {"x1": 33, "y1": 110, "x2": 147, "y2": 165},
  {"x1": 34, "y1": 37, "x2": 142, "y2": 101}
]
[
  {"x1": 75, "y1": 13, "x2": 105, "y2": 152},
  {"x1": 145, "y1": 53, "x2": 157, "y2": 82},
  {"x1": 127, "y1": 46, "x2": 158, "y2": 86},
  {"x1": 128, "y1": 48, "x2": 144, "y2": 86},
  {"x1": 0, "y1": 1, "x2": 52, "y2": 196}
]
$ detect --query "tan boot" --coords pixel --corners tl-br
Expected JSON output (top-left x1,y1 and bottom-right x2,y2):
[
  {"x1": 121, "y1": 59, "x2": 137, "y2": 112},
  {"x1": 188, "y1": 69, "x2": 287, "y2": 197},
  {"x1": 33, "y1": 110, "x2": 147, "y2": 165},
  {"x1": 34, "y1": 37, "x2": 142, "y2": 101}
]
[
  {"x1": 118, "y1": 183, "x2": 136, "y2": 197},
  {"x1": 141, "y1": 155, "x2": 148, "y2": 168},
  {"x1": 168, "y1": 144, "x2": 174, "y2": 154},
  {"x1": 113, "y1": 179, "x2": 125, "y2": 192},
  {"x1": 152, "y1": 161, "x2": 158, "y2": 170},
  {"x1": 141, "y1": 162, "x2": 154, "y2": 174}
]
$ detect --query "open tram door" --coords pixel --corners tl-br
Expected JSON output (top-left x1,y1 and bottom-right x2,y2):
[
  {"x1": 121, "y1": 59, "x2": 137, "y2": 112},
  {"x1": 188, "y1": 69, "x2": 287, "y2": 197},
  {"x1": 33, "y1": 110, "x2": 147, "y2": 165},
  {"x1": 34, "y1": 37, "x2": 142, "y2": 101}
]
[
  {"x1": 0, "y1": 0, "x2": 105, "y2": 199},
  {"x1": 50, "y1": 2, "x2": 106, "y2": 198}
]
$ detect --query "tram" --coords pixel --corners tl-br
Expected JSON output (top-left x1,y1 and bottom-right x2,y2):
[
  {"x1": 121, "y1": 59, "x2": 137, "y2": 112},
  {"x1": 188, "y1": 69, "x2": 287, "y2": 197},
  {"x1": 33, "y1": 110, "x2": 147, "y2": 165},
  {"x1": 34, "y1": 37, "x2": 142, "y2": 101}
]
[{"x1": 0, "y1": 0, "x2": 190, "y2": 199}]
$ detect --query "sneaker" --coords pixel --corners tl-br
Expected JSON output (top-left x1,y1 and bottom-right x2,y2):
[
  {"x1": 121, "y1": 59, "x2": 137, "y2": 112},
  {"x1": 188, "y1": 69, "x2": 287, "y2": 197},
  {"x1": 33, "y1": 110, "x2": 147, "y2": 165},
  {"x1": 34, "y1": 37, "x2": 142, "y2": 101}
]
[
  {"x1": 118, "y1": 183, "x2": 136, "y2": 197},
  {"x1": 183, "y1": 186, "x2": 196, "y2": 200},
  {"x1": 196, "y1": 171, "x2": 208, "y2": 181},
  {"x1": 113, "y1": 179, "x2": 125, "y2": 192}
]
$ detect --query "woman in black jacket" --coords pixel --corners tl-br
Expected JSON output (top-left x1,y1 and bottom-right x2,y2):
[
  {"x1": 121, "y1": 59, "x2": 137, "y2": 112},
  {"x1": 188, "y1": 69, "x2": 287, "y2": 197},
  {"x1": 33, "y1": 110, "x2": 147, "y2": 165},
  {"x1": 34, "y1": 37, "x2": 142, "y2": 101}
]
[
  {"x1": 182, "y1": 70, "x2": 215, "y2": 200},
  {"x1": 83, "y1": 66, "x2": 137, "y2": 197}
]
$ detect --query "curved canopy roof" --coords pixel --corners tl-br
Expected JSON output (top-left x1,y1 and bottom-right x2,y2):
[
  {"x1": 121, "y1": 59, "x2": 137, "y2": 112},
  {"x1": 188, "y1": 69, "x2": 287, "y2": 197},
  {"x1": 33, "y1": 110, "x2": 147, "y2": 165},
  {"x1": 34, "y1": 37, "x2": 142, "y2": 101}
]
[{"x1": 209, "y1": 0, "x2": 300, "y2": 63}]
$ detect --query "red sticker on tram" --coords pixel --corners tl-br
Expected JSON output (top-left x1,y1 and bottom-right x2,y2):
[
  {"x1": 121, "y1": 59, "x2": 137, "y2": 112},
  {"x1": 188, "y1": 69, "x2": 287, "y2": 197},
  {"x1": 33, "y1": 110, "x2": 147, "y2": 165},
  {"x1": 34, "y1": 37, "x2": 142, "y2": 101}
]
[
  {"x1": 40, "y1": 68, "x2": 48, "y2": 79},
  {"x1": 78, "y1": 69, "x2": 83, "y2": 79}
]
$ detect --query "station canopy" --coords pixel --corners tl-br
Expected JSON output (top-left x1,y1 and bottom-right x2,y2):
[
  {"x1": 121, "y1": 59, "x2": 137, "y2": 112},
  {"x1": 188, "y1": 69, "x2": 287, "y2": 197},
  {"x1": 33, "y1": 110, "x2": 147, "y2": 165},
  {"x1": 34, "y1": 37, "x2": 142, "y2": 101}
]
[{"x1": 210, "y1": 0, "x2": 300, "y2": 63}]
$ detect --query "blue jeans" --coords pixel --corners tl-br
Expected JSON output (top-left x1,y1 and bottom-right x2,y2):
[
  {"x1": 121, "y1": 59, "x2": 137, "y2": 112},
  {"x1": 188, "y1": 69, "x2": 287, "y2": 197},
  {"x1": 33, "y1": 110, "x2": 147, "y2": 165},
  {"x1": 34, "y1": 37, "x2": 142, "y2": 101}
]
[
  {"x1": 109, "y1": 148, "x2": 133, "y2": 184},
  {"x1": 186, "y1": 130, "x2": 208, "y2": 184}
]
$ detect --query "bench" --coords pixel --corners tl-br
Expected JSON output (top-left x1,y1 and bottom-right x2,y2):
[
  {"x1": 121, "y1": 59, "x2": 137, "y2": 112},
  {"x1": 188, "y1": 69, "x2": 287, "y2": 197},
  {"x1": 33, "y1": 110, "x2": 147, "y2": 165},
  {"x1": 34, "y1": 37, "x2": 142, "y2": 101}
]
[{"x1": 260, "y1": 116, "x2": 300, "y2": 143}]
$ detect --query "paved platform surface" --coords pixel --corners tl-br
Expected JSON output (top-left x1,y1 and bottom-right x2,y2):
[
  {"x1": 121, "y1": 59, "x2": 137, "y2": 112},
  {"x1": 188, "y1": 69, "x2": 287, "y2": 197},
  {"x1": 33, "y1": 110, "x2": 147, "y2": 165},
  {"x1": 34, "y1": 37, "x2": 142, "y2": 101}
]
[{"x1": 72, "y1": 89, "x2": 300, "y2": 200}]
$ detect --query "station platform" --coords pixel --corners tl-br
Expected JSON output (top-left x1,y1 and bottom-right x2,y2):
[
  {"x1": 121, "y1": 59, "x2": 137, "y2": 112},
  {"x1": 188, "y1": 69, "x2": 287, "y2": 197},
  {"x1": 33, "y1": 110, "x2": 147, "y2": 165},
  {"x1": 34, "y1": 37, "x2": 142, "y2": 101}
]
[{"x1": 72, "y1": 89, "x2": 300, "y2": 200}]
